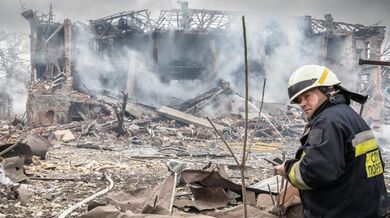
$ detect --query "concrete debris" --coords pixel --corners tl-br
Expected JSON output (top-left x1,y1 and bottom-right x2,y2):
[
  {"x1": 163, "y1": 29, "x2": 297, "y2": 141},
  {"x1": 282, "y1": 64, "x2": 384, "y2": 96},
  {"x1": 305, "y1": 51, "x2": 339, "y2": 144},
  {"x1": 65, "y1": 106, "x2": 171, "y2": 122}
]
[
  {"x1": 1, "y1": 156, "x2": 28, "y2": 183},
  {"x1": 0, "y1": 164, "x2": 13, "y2": 187},
  {"x1": 52, "y1": 129, "x2": 75, "y2": 142},
  {"x1": 15, "y1": 184, "x2": 33, "y2": 205},
  {"x1": 22, "y1": 135, "x2": 49, "y2": 160}
]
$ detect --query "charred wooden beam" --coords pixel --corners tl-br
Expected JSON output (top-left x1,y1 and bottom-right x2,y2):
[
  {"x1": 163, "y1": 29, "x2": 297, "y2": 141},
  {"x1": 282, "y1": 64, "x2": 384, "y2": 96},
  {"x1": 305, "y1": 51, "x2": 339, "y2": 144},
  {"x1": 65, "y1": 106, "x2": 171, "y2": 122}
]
[
  {"x1": 359, "y1": 59, "x2": 390, "y2": 66},
  {"x1": 44, "y1": 24, "x2": 64, "y2": 44}
]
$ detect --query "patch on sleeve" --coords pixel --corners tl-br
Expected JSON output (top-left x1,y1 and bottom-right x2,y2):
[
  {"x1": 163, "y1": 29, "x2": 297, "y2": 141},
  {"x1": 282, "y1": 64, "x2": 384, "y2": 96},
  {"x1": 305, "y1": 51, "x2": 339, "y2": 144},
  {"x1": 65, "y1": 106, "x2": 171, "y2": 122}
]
[
  {"x1": 307, "y1": 129, "x2": 323, "y2": 145},
  {"x1": 365, "y1": 149, "x2": 383, "y2": 178}
]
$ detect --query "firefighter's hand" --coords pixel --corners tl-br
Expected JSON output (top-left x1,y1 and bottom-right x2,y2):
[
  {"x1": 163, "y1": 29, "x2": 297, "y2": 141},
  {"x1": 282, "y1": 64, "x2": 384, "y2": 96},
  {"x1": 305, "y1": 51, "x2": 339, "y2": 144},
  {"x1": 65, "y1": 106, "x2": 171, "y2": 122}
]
[{"x1": 274, "y1": 163, "x2": 286, "y2": 177}]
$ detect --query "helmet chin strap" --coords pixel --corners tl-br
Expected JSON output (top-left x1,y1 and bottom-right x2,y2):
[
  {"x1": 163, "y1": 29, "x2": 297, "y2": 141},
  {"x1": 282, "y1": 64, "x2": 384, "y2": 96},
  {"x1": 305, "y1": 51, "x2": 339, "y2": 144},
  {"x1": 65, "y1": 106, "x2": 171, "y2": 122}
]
[{"x1": 318, "y1": 86, "x2": 336, "y2": 103}]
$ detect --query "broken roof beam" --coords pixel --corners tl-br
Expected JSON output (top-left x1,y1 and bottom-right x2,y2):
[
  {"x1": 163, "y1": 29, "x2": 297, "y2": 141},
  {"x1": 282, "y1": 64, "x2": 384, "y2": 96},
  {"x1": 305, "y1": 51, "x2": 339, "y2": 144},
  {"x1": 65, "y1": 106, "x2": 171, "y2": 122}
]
[
  {"x1": 90, "y1": 10, "x2": 154, "y2": 32},
  {"x1": 157, "y1": 106, "x2": 224, "y2": 130},
  {"x1": 310, "y1": 16, "x2": 385, "y2": 34},
  {"x1": 91, "y1": 10, "x2": 149, "y2": 23},
  {"x1": 156, "y1": 8, "x2": 240, "y2": 31},
  {"x1": 44, "y1": 24, "x2": 64, "y2": 44}
]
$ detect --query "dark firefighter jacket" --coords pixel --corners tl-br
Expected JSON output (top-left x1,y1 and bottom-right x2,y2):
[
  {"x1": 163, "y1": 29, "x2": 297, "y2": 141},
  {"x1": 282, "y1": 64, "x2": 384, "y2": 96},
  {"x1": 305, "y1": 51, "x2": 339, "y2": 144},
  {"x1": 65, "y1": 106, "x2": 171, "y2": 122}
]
[{"x1": 284, "y1": 94, "x2": 390, "y2": 218}]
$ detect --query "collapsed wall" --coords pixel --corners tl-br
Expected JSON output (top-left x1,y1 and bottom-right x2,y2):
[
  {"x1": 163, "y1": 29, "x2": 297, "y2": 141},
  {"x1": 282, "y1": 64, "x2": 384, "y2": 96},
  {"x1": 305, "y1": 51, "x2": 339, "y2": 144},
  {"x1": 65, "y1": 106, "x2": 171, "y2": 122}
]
[{"x1": 22, "y1": 9, "x2": 74, "y2": 126}]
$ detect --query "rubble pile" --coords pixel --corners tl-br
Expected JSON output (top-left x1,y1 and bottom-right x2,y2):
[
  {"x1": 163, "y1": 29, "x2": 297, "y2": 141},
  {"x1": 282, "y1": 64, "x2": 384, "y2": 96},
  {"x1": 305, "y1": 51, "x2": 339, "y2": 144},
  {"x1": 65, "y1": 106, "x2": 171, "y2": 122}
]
[
  {"x1": 28, "y1": 75, "x2": 65, "y2": 94},
  {"x1": 172, "y1": 80, "x2": 305, "y2": 142},
  {"x1": 0, "y1": 85, "x2": 307, "y2": 217},
  {"x1": 0, "y1": 56, "x2": 389, "y2": 218}
]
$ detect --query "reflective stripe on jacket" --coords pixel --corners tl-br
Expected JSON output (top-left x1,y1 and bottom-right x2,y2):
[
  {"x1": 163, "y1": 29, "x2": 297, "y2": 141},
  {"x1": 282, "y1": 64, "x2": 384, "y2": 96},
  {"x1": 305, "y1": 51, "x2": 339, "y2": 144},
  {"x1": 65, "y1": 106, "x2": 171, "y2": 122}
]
[{"x1": 284, "y1": 95, "x2": 390, "y2": 218}]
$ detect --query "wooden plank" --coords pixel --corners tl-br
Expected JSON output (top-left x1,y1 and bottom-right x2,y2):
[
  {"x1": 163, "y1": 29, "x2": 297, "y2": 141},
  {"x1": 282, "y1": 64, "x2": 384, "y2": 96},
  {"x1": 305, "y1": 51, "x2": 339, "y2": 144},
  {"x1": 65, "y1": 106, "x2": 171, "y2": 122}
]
[{"x1": 157, "y1": 106, "x2": 223, "y2": 130}]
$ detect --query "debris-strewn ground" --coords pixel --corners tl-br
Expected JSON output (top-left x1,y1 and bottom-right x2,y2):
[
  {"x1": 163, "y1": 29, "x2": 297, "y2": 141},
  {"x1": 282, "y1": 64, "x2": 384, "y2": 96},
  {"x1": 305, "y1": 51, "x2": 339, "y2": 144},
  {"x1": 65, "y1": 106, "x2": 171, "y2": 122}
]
[{"x1": 0, "y1": 108, "x2": 389, "y2": 217}]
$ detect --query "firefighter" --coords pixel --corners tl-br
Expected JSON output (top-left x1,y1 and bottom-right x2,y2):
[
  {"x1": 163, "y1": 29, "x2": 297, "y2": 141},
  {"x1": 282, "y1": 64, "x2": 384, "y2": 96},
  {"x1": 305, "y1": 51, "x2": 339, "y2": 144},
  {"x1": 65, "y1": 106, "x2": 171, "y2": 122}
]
[{"x1": 274, "y1": 65, "x2": 390, "y2": 218}]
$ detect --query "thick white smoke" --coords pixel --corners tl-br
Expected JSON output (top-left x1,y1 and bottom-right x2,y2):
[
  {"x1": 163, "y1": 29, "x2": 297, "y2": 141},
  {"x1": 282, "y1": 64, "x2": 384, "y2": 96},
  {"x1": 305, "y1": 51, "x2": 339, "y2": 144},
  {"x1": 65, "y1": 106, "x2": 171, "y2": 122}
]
[
  {"x1": 73, "y1": 23, "x2": 213, "y2": 107},
  {"x1": 214, "y1": 15, "x2": 337, "y2": 103},
  {"x1": 72, "y1": 10, "x2": 363, "y2": 110},
  {"x1": 0, "y1": 32, "x2": 30, "y2": 117}
]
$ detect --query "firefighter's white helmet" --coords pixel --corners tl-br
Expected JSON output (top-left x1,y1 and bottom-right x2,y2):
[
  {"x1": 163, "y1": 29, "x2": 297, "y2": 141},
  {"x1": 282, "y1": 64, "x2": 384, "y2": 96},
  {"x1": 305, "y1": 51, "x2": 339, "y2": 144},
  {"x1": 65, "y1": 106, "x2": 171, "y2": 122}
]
[{"x1": 288, "y1": 65, "x2": 341, "y2": 104}]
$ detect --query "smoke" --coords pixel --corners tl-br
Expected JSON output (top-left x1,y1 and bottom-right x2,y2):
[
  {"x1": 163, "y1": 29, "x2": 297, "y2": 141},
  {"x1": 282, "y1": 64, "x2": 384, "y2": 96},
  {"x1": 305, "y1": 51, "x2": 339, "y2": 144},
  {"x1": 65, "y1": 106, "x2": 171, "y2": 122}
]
[
  {"x1": 261, "y1": 17, "x2": 323, "y2": 103},
  {"x1": 73, "y1": 9, "x2": 364, "y2": 112},
  {"x1": 211, "y1": 14, "x2": 362, "y2": 106},
  {"x1": 212, "y1": 15, "x2": 328, "y2": 103},
  {"x1": 125, "y1": 49, "x2": 212, "y2": 107},
  {"x1": 73, "y1": 24, "x2": 117, "y2": 92},
  {"x1": 378, "y1": 125, "x2": 390, "y2": 145},
  {"x1": 73, "y1": 23, "x2": 213, "y2": 107},
  {"x1": 375, "y1": 125, "x2": 390, "y2": 160},
  {"x1": 0, "y1": 32, "x2": 30, "y2": 116}
]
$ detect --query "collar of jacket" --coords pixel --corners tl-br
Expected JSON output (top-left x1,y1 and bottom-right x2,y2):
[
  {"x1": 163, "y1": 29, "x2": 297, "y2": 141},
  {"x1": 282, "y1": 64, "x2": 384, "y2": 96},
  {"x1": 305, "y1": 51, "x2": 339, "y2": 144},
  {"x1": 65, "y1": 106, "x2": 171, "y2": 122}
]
[{"x1": 309, "y1": 94, "x2": 349, "y2": 125}]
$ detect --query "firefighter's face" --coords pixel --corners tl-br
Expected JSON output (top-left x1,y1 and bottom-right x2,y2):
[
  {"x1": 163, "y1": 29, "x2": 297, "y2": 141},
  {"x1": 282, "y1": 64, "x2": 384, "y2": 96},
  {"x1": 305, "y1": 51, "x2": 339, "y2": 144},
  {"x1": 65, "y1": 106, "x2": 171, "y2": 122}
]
[{"x1": 297, "y1": 88, "x2": 327, "y2": 120}]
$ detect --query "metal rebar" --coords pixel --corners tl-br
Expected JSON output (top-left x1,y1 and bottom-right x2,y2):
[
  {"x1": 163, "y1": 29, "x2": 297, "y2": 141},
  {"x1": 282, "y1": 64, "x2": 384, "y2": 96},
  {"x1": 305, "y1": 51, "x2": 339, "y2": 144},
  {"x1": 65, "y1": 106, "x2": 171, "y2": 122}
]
[
  {"x1": 267, "y1": 183, "x2": 275, "y2": 205},
  {"x1": 206, "y1": 117, "x2": 240, "y2": 166},
  {"x1": 279, "y1": 180, "x2": 289, "y2": 217},
  {"x1": 245, "y1": 78, "x2": 266, "y2": 162},
  {"x1": 276, "y1": 176, "x2": 280, "y2": 206}
]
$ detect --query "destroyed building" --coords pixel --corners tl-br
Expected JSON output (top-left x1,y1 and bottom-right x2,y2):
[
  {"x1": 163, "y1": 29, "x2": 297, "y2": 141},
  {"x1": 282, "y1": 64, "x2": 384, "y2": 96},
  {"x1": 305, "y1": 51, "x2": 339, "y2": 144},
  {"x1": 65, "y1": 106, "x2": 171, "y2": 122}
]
[
  {"x1": 21, "y1": 3, "x2": 387, "y2": 127},
  {"x1": 304, "y1": 14, "x2": 387, "y2": 123}
]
